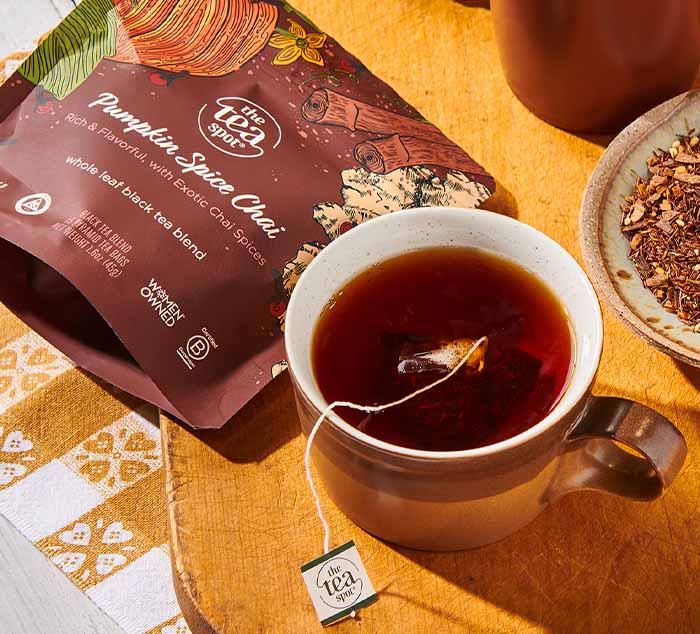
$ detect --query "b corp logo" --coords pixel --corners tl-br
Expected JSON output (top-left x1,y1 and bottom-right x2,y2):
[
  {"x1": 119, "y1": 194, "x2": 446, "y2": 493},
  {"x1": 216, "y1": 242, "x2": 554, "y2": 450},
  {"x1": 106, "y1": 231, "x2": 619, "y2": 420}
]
[{"x1": 186, "y1": 335, "x2": 210, "y2": 361}]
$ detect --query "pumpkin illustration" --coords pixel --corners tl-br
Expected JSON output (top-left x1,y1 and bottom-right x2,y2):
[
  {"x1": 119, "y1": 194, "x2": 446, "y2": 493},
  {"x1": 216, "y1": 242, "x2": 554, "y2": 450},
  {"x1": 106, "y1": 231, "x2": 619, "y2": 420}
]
[
  {"x1": 110, "y1": 0, "x2": 278, "y2": 76},
  {"x1": 18, "y1": 0, "x2": 278, "y2": 100}
]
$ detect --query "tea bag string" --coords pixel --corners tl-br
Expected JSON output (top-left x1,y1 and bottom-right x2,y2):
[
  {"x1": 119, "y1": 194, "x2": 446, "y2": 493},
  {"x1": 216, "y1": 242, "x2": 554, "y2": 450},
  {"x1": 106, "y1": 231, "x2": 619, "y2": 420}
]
[{"x1": 304, "y1": 336, "x2": 488, "y2": 554}]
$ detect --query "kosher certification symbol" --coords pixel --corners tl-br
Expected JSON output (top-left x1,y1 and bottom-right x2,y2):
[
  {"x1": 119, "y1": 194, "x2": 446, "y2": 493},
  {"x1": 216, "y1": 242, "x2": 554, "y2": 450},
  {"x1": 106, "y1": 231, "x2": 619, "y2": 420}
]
[{"x1": 15, "y1": 193, "x2": 52, "y2": 216}]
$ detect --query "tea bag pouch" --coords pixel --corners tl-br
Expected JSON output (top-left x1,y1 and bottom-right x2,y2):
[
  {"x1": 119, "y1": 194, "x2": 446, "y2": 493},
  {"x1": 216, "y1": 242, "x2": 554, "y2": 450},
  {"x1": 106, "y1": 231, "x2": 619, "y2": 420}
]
[
  {"x1": 301, "y1": 540, "x2": 378, "y2": 626},
  {"x1": 398, "y1": 336, "x2": 488, "y2": 374},
  {"x1": 301, "y1": 336, "x2": 488, "y2": 625}
]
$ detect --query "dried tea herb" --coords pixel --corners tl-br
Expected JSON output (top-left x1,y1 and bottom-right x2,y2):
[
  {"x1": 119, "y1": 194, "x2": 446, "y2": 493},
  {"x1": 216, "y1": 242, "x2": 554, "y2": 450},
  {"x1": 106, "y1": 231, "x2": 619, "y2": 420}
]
[{"x1": 621, "y1": 133, "x2": 700, "y2": 329}]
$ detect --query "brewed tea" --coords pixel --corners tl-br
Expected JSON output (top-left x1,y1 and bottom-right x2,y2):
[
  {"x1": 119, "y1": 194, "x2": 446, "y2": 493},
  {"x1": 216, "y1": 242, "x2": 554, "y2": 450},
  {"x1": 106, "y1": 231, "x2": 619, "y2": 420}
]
[{"x1": 311, "y1": 247, "x2": 572, "y2": 451}]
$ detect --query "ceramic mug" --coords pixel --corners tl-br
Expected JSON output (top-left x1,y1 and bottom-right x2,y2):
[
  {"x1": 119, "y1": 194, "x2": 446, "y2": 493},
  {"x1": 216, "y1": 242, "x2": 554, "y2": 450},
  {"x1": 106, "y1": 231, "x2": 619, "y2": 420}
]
[
  {"x1": 491, "y1": 0, "x2": 700, "y2": 132},
  {"x1": 284, "y1": 207, "x2": 687, "y2": 551}
]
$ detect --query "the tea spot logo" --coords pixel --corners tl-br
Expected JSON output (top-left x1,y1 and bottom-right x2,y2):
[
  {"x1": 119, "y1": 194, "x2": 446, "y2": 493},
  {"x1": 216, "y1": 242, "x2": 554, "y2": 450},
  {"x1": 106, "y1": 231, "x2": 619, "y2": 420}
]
[
  {"x1": 15, "y1": 193, "x2": 51, "y2": 216},
  {"x1": 301, "y1": 541, "x2": 377, "y2": 625},
  {"x1": 316, "y1": 557, "x2": 363, "y2": 609},
  {"x1": 198, "y1": 97, "x2": 282, "y2": 159}
]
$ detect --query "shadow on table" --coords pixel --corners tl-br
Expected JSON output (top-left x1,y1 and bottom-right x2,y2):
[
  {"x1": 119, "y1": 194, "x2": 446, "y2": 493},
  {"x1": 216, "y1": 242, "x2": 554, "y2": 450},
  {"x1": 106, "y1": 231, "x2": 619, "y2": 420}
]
[
  {"x1": 575, "y1": 132, "x2": 616, "y2": 148},
  {"x1": 173, "y1": 372, "x2": 301, "y2": 463},
  {"x1": 390, "y1": 482, "x2": 698, "y2": 633},
  {"x1": 386, "y1": 393, "x2": 700, "y2": 633},
  {"x1": 165, "y1": 357, "x2": 699, "y2": 632},
  {"x1": 453, "y1": 0, "x2": 490, "y2": 8},
  {"x1": 674, "y1": 359, "x2": 700, "y2": 388},
  {"x1": 482, "y1": 180, "x2": 518, "y2": 218}
]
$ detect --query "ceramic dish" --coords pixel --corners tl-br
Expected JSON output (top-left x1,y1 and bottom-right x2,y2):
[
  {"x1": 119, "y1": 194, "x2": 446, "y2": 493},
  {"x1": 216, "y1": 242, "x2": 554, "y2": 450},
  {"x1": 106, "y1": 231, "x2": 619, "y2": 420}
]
[{"x1": 580, "y1": 90, "x2": 700, "y2": 367}]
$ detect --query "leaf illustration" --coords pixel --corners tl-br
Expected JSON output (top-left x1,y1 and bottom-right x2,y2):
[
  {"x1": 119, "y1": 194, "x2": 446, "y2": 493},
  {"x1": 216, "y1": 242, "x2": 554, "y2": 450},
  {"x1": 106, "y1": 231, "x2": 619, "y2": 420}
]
[
  {"x1": 278, "y1": 1, "x2": 321, "y2": 32},
  {"x1": 18, "y1": 0, "x2": 118, "y2": 100}
]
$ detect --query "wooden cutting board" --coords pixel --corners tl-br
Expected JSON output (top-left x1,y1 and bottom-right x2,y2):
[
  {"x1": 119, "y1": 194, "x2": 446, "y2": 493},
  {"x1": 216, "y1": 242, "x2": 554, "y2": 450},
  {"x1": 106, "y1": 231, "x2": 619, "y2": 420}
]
[{"x1": 161, "y1": 1, "x2": 700, "y2": 632}]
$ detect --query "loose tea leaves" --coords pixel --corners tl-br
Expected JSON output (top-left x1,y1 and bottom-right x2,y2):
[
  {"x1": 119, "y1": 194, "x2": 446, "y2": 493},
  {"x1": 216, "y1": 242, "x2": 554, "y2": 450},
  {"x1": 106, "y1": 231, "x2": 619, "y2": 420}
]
[{"x1": 621, "y1": 134, "x2": 700, "y2": 328}]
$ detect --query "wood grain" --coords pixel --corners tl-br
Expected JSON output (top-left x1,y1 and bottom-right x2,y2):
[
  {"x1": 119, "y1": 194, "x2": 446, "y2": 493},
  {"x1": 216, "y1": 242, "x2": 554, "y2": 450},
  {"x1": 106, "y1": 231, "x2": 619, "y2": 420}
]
[{"x1": 162, "y1": 1, "x2": 700, "y2": 632}]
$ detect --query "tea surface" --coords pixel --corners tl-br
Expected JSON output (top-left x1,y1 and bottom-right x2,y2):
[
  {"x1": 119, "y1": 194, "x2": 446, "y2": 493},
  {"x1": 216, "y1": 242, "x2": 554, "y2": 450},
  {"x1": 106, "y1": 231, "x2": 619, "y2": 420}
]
[{"x1": 312, "y1": 247, "x2": 572, "y2": 451}]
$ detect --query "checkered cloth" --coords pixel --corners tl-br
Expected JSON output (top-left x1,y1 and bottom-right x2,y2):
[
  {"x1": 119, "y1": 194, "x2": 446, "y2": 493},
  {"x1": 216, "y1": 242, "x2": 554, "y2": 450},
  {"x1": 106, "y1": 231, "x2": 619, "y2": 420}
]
[{"x1": 0, "y1": 304, "x2": 190, "y2": 634}]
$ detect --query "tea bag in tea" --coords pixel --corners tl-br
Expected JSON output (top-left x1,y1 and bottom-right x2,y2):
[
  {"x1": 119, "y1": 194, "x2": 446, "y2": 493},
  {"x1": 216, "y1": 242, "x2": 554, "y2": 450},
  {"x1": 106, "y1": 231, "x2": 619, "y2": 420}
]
[
  {"x1": 305, "y1": 335, "x2": 489, "y2": 541},
  {"x1": 397, "y1": 336, "x2": 488, "y2": 374}
]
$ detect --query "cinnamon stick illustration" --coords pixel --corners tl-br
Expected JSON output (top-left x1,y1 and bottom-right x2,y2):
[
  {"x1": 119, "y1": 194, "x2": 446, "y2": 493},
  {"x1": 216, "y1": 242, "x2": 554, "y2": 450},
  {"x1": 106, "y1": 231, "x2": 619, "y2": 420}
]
[
  {"x1": 301, "y1": 88, "x2": 447, "y2": 145},
  {"x1": 355, "y1": 134, "x2": 487, "y2": 176}
]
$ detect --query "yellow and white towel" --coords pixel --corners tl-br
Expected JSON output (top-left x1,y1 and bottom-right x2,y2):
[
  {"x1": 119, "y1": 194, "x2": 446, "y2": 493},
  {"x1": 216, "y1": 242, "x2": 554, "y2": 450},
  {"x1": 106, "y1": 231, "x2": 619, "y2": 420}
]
[{"x1": 0, "y1": 303, "x2": 191, "y2": 634}]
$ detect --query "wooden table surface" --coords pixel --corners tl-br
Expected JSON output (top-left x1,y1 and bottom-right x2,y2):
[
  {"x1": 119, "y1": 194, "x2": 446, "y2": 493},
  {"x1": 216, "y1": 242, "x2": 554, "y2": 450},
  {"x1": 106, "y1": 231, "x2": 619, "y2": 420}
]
[{"x1": 162, "y1": 1, "x2": 700, "y2": 633}]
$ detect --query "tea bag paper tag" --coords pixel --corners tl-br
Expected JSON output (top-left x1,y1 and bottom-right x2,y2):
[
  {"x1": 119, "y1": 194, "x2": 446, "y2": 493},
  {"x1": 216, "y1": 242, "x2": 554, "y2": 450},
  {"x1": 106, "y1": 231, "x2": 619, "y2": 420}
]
[{"x1": 300, "y1": 540, "x2": 378, "y2": 626}]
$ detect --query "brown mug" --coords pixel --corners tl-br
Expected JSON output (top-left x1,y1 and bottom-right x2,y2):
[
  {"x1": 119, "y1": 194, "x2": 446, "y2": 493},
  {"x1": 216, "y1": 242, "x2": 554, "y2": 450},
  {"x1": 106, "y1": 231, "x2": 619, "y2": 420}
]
[
  {"x1": 284, "y1": 208, "x2": 688, "y2": 550},
  {"x1": 491, "y1": 0, "x2": 700, "y2": 132}
]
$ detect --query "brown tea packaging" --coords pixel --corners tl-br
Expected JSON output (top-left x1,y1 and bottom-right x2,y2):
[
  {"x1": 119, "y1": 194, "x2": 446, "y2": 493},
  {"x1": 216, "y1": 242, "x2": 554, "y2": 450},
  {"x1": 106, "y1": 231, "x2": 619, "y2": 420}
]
[{"x1": 0, "y1": 0, "x2": 494, "y2": 428}]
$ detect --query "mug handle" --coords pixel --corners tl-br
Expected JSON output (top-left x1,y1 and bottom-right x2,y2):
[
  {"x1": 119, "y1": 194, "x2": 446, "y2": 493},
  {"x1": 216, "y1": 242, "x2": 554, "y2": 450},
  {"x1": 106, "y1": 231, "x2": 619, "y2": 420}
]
[{"x1": 549, "y1": 396, "x2": 687, "y2": 501}]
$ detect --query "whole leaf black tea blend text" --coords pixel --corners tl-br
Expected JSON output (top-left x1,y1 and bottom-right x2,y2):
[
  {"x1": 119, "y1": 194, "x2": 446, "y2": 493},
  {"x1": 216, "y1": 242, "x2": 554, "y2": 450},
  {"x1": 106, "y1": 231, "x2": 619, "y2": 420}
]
[{"x1": 0, "y1": 0, "x2": 493, "y2": 428}]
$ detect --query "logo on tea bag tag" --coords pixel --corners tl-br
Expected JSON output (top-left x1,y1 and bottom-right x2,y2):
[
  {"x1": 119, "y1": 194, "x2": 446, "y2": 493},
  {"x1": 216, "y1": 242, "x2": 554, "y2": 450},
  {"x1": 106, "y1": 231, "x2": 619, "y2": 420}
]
[
  {"x1": 316, "y1": 557, "x2": 363, "y2": 609},
  {"x1": 198, "y1": 97, "x2": 282, "y2": 158},
  {"x1": 15, "y1": 193, "x2": 51, "y2": 216},
  {"x1": 301, "y1": 541, "x2": 377, "y2": 626}
]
